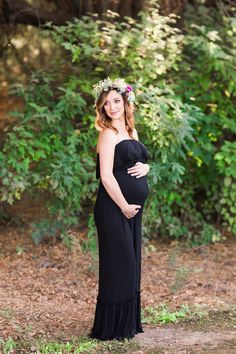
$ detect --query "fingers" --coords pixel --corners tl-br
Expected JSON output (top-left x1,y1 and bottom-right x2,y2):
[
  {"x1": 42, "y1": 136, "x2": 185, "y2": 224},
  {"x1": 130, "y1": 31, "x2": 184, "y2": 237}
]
[
  {"x1": 129, "y1": 170, "x2": 142, "y2": 176},
  {"x1": 127, "y1": 162, "x2": 145, "y2": 178},
  {"x1": 123, "y1": 211, "x2": 138, "y2": 218},
  {"x1": 127, "y1": 162, "x2": 141, "y2": 172},
  {"x1": 127, "y1": 162, "x2": 150, "y2": 177},
  {"x1": 127, "y1": 166, "x2": 141, "y2": 173},
  {"x1": 129, "y1": 173, "x2": 144, "y2": 178},
  {"x1": 127, "y1": 169, "x2": 144, "y2": 178},
  {"x1": 121, "y1": 205, "x2": 141, "y2": 219},
  {"x1": 124, "y1": 213, "x2": 137, "y2": 219}
]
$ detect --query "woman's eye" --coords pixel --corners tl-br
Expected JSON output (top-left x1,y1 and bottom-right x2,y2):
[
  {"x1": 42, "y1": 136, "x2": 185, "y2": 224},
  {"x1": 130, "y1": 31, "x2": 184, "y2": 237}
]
[{"x1": 115, "y1": 100, "x2": 120, "y2": 103}]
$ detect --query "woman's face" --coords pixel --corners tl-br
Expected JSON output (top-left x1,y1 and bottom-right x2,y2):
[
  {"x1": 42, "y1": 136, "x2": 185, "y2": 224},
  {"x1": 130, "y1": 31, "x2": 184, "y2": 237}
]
[{"x1": 103, "y1": 90, "x2": 125, "y2": 120}]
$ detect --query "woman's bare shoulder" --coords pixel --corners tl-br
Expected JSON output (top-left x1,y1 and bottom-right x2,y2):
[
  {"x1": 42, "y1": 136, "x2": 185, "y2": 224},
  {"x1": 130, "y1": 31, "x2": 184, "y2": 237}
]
[
  {"x1": 97, "y1": 128, "x2": 117, "y2": 153},
  {"x1": 132, "y1": 128, "x2": 139, "y2": 140}
]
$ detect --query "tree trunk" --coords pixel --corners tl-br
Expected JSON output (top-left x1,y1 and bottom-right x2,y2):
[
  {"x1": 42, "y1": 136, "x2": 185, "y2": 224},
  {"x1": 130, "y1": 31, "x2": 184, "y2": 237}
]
[
  {"x1": 0, "y1": 0, "x2": 146, "y2": 27},
  {"x1": 1, "y1": 0, "x2": 234, "y2": 27},
  {"x1": 157, "y1": 0, "x2": 187, "y2": 15}
]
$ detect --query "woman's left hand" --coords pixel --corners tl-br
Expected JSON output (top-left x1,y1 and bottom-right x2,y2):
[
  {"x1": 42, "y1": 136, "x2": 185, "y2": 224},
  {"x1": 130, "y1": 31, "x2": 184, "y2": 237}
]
[{"x1": 127, "y1": 162, "x2": 150, "y2": 178}]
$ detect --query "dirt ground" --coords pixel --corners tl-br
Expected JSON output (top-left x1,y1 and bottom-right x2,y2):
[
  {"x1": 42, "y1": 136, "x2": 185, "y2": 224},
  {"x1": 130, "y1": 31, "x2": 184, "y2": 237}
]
[{"x1": 0, "y1": 225, "x2": 236, "y2": 353}]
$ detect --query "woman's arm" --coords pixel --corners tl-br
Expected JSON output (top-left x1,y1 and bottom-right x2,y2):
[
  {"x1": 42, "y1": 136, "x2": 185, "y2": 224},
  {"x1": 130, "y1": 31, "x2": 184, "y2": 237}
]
[{"x1": 98, "y1": 129, "x2": 141, "y2": 218}]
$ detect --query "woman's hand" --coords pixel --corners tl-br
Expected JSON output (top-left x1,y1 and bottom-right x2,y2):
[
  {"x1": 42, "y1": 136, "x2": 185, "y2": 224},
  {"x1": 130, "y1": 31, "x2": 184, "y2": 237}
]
[
  {"x1": 121, "y1": 204, "x2": 141, "y2": 219},
  {"x1": 127, "y1": 162, "x2": 150, "y2": 178}
]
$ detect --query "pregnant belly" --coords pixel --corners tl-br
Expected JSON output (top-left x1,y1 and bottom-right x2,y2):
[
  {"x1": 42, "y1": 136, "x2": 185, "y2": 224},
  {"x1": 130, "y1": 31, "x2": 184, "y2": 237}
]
[{"x1": 114, "y1": 170, "x2": 150, "y2": 205}]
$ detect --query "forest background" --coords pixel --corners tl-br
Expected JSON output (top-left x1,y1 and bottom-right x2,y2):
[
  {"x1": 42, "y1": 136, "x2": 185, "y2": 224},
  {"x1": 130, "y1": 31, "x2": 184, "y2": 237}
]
[
  {"x1": 1, "y1": 1, "x2": 236, "y2": 353},
  {"x1": 0, "y1": 0, "x2": 236, "y2": 247}
]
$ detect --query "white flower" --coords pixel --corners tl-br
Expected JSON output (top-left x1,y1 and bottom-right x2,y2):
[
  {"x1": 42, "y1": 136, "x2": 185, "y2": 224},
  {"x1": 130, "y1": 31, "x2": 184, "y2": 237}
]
[{"x1": 92, "y1": 77, "x2": 135, "y2": 103}]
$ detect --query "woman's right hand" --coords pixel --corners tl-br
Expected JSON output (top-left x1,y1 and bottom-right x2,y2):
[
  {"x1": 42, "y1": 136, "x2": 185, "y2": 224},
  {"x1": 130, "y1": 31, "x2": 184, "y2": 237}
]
[{"x1": 121, "y1": 204, "x2": 141, "y2": 219}]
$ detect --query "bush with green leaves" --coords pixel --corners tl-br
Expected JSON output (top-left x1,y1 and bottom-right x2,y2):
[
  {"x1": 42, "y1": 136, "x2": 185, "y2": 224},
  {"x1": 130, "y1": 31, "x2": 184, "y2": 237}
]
[
  {"x1": 0, "y1": 73, "x2": 97, "y2": 242},
  {"x1": 174, "y1": 4, "x2": 236, "y2": 236},
  {"x1": 215, "y1": 142, "x2": 236, "y2": 234},
  {"x1": 46, "y1": 8, "x2": 201, "y2": 242},
  {"x1": 48, "y1": 5, "x2": 236, "y2": 240},
  {"x1": 0, "y1": 8, "x2": 192, "y2": 243},
  {"x1": 1, "y1": 5, "x2": 235, "y2": 244},
  {"x1": 47, "y1": 9, "x2": 183, "y2": 83}
]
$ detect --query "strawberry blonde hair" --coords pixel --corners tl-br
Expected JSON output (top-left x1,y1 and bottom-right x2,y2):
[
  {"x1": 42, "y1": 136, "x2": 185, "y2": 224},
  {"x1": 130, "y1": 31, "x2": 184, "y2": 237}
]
[{"x1": 95, "y1": 89, "x2": 135, "y2": 137}]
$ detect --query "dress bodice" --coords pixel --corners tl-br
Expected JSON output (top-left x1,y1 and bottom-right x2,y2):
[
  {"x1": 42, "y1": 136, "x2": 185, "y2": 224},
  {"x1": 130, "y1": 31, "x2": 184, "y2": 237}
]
[{"x1": 96, "y1": 139, "x2": 150, "y2": 180}]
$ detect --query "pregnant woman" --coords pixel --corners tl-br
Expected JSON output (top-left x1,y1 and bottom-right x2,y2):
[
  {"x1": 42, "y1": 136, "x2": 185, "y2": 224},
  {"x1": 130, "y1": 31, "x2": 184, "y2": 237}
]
[{"x1": 90, "y1": 77, "x2": 150, "y2": 341}]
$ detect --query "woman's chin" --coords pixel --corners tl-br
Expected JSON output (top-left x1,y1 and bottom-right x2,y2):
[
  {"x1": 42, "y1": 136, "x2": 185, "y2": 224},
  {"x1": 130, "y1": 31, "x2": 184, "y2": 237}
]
[{"x1": 110, "y1": 114, "x2": 124, "y2": 120}]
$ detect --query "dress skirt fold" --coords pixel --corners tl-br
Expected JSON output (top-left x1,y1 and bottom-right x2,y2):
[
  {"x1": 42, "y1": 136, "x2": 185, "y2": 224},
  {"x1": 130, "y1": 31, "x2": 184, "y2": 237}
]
[{"x1": 90, "y1": 291, "x2": 143, "y2": 340}]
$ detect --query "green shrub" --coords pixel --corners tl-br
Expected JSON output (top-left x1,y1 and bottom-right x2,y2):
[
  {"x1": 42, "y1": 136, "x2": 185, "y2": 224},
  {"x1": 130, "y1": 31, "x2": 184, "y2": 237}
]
[
  {"x1": 215, "y1": 141, "x2": 236, "y2": 234},
  {"x1": 173, "y1": 4, "x2": 236, "y2": 237},
  {"x1": 1, "y1": 5, "x2": 235, "y2": 244},
  {"x1": 0, "y1": 73, "x2": 97, "y2": 243}
]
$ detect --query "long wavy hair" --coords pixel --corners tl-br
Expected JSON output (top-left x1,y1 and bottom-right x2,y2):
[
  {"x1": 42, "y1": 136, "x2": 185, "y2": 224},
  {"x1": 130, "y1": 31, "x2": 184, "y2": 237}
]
[{"x1": 95, "y1": 89, "x2": 135, "y2": 137}]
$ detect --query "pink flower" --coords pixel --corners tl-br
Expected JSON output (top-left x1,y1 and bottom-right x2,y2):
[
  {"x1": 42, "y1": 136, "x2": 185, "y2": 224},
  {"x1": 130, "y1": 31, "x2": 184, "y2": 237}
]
[{"x1": 126, "y1": 84, "x2": 132, "y2": 92}]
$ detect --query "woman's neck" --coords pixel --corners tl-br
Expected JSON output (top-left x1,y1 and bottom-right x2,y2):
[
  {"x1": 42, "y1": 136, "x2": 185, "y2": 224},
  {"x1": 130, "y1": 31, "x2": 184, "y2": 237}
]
[{"x1": 112, "y1": 115, "x2": 126, "y2": 133}]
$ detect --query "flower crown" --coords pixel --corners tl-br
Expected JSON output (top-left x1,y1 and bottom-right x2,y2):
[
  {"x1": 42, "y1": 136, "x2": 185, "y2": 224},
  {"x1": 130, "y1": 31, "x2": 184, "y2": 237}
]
[{"x1": 92, "y1": 77, "x2": 135, "y2": 103}]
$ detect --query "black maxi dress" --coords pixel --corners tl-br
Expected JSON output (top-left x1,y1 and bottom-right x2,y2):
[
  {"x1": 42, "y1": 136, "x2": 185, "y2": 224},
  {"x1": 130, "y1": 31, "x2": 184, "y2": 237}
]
[{"x1": 90, "y1": 138, "x2": 150, "y2": 340}]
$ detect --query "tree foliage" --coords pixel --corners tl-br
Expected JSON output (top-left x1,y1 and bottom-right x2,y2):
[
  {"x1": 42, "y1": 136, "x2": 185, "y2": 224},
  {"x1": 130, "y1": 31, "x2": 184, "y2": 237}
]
[
  {"x1": 175, "y1": 4, "x2": 236, "y2": 235},
  {"x1": 1, "y1": 3, "x2": 236, "y2": 244}
]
